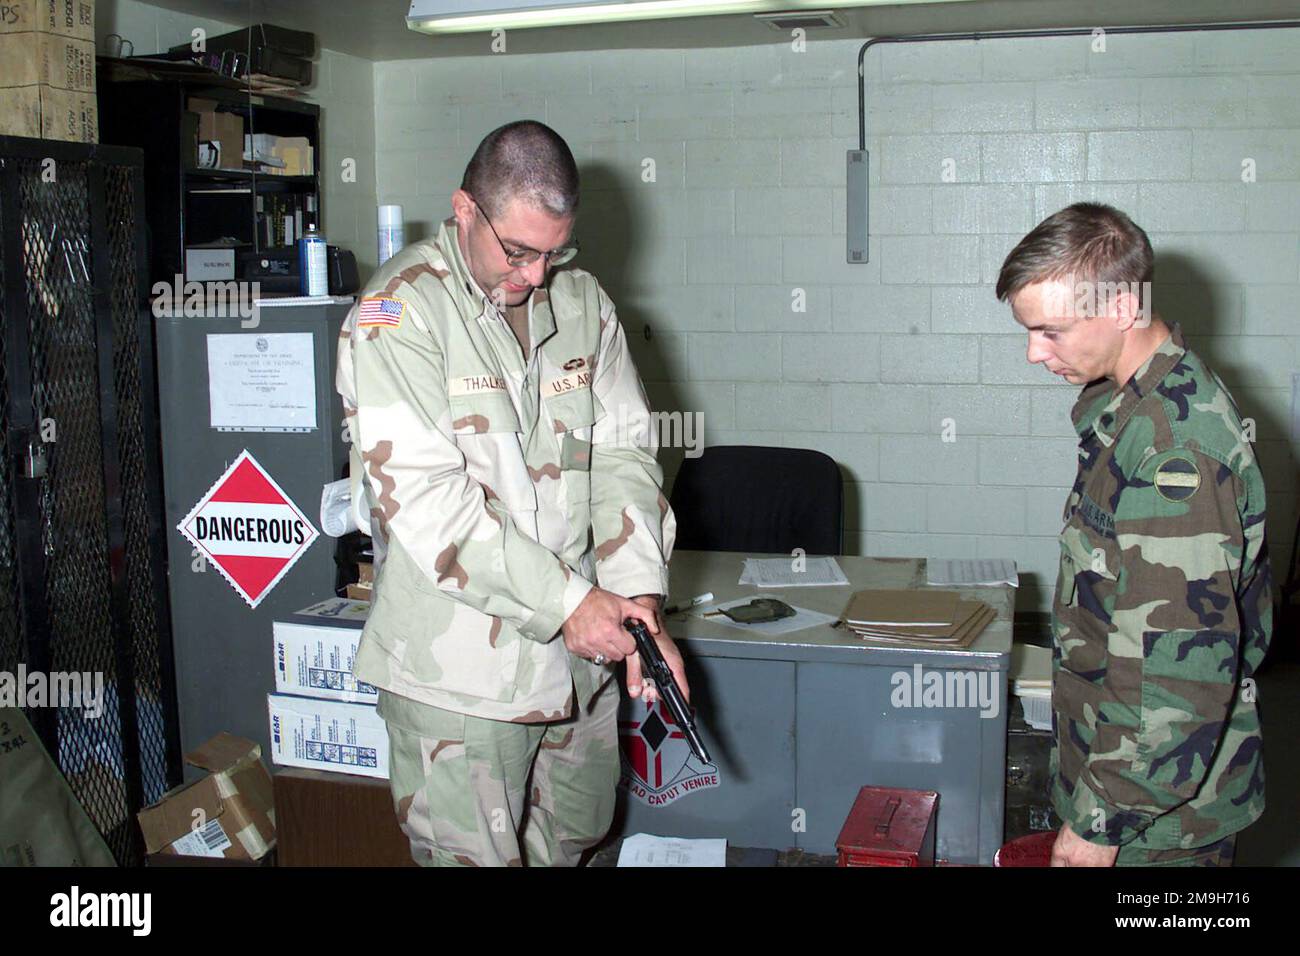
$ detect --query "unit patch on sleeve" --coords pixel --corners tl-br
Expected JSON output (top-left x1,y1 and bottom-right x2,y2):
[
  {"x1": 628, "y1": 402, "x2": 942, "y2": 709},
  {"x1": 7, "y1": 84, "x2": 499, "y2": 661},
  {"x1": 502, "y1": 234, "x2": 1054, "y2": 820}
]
[{"x1": 1153, "y1": 455, "x2": 1201, "y2": 502}]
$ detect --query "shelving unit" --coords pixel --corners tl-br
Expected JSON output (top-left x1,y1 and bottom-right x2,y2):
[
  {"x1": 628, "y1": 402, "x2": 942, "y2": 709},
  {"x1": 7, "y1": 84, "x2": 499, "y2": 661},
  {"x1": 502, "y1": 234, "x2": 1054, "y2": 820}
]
[{"x1": 97, "y1": 58, "x2": 321, "y2": 291}]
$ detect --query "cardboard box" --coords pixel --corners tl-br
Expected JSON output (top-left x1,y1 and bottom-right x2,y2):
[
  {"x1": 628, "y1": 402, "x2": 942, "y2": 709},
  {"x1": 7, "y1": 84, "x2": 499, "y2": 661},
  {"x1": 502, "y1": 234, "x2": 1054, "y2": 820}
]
[
  {"x1": 0, "y1": 0, "x2": 96, "y2": 42},
  {"x1": 274, "y1": 769, "x2": 415, "y2": 867},
  {"x1": 137, "y1": 733, "x2": 276, "y2": 861},
  {"x1": 0, "y1": 83, "x2": 96, "y2": 141},
  {"x1": 275, "y1": 139, "x2": 313, "y2": 176},
  {"x1": 40, "y1": 83, "x2": 95, "y2": 141},
  {"x1": 188, "y1": 96, "x2": 245, "y2": 171},
  {"x1": 0, "y1": 31, "x2": 95, "y2": 91},
  {"x1": 267, "y1": 693, "x2": 388, "y2": 779},
  {"x1": 345, "y1": 563, "x2": 375, "y2": 599},
  {"x1": 274, "y1": 620, "x2": 377, "y2": 703},
  {"x1": 294, "y1": 596, "x2": 370, "y2": 623},
  {"x1": 244, "y1": 132, "x2": 313, "y2": 176},
  {"x1": 0, "y1": 84, "x2": 40, "y2": 136}
]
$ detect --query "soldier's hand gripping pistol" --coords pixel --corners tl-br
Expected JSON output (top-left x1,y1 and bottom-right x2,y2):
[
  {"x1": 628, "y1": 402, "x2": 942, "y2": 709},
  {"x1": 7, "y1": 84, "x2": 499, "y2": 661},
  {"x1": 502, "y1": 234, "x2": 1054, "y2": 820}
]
[{"x1": 623, "y1": 618, "x2": 712, "y2": 765}]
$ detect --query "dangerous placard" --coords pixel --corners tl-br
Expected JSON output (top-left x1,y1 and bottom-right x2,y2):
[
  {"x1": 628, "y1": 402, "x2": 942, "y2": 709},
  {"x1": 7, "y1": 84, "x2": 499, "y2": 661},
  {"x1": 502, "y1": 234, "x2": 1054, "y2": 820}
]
[{"x1": 178, "y1": 450, "x2": 319, "y2": 608}]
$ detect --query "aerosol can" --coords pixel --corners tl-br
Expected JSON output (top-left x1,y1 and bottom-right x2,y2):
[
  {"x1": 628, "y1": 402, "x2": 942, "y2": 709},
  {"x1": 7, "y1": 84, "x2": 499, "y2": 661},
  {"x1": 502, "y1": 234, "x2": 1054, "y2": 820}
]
[{"x1": 299, "y1": 223, "x2": 328, "y2": 296}]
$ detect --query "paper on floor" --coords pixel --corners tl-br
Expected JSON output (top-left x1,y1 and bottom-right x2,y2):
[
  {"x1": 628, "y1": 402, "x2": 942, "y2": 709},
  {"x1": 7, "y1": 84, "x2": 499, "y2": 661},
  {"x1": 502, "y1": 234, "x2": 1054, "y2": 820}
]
[{"x1": 616, "y1": 833, "x2": 727, "y2": 867}]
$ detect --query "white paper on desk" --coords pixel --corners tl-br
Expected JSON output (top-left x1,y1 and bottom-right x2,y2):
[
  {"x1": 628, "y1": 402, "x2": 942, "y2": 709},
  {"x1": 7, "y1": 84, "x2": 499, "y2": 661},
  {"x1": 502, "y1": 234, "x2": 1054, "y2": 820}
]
[
  {"x1": 617, "y1": 834, "x2": 726, "y2": 867},
  {"x1": 694, "y1": 598, "x2": 840, "y2": 636},
  {"x1": 739, "y1": 556, "x2": 849, "y2": 588},
  {"x1": 926, "y1": 558, "x2": 1019, "y2": 588}
]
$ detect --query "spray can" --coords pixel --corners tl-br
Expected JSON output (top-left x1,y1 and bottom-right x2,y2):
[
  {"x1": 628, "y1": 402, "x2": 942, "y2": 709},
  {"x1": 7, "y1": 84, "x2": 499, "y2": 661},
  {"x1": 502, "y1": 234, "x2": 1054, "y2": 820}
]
[
  {"x1": 378, "y1": 204, "x2": 404, "y2": 266},
  {"x1": 299, "y1": 223, "x2": 327, "y2": 296}
]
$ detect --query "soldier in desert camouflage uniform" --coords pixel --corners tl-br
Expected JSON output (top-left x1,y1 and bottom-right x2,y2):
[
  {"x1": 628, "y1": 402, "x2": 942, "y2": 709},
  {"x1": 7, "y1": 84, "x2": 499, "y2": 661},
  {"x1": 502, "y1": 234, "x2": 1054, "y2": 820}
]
[
  {"x1": 997, "y1": 203, "x2": 1272, "y2": 867},
  {"x1": 336, "y1": 121, "x2": 684, "y2": 866}
]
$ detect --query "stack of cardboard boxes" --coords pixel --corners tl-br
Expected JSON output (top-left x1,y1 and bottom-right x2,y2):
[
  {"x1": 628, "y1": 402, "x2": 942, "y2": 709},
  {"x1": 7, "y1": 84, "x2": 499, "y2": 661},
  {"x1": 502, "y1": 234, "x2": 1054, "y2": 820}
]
[
  {"x1": 0, "y1": 0, "x2": 97, "y2": 142},
  {"x1": 268, "y1": 599, "x2": 417, "y2": 866},
  {"x1": 267, "y1": 598, "x2": 388, "y2": 780}
]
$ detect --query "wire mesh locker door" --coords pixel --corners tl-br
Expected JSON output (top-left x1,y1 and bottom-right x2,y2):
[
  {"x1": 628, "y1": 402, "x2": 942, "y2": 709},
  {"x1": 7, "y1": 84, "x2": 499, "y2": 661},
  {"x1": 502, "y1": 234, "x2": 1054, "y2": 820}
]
[{"x1": 0, "y1": 142, "x2": 179, "y2": 866}]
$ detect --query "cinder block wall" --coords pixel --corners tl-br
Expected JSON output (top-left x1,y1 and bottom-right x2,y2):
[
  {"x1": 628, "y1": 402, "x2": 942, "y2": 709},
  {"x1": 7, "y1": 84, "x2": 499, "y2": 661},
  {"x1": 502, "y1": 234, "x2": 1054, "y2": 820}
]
[{"x1": 372, "y1": 28, "x2": 1294, "y2": 613}]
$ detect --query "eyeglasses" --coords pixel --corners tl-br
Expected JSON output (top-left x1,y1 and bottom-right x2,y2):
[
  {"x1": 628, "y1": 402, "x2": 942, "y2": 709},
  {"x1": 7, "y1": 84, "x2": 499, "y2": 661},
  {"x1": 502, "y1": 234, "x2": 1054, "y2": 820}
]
[{"x1": 472, "y1": 199, "x2": 578, "y2": 268}]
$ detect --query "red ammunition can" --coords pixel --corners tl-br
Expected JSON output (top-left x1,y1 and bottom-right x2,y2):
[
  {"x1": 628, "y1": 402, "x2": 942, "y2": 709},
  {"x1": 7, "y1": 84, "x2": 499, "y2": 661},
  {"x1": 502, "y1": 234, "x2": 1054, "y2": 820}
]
[{"x1": 835, "y1": 786, "x2": 939, "y2": 867}]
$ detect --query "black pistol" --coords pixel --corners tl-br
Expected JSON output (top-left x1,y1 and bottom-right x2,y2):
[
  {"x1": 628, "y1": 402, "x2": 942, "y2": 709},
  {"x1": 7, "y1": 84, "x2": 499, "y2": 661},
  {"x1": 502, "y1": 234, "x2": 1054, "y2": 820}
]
[{"x1": 623, "y1": 617, "x2": 712, "y2": 765}]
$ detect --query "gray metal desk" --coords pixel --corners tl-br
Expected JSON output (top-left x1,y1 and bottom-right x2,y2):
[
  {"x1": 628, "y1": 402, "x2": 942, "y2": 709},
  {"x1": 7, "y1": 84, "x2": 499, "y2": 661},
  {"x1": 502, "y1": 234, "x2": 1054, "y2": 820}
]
[{"x1": 613, "y1": 551, "x2": 1013, "y2": 865}]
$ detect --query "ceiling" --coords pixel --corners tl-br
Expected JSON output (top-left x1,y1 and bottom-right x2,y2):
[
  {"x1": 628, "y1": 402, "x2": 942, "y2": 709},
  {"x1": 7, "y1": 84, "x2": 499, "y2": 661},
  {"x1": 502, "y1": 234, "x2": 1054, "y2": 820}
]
[{"x1": 125, "y1": 0, "x2": 1300, "y2": 59}]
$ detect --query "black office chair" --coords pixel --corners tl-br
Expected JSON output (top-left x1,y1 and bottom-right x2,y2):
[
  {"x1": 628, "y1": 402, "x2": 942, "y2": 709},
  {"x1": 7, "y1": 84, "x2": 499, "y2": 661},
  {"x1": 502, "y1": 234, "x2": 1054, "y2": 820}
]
[{"x1": 668, "y1": 445, "x2": 843, "y2": 555}]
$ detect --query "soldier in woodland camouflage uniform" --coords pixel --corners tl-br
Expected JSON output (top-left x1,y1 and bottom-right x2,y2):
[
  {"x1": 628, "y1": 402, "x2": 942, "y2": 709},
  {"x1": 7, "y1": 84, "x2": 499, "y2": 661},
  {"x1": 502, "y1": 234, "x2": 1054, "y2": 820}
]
[
  {"x1": 336, "y1": 121, "x2": 684, "y2": 866},
  {"x1": 997, "y1": 203, "x2": 1272, "y2": 867}
]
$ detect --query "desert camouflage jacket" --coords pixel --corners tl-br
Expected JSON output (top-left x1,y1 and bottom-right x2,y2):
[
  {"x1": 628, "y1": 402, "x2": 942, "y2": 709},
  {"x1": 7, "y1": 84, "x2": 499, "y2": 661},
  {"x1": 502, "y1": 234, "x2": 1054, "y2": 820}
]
[
  {"x1": 336, "y1": 218, "x2": 674, "y2": 722},
  {"x1": 1052, "y1": 323, "x2": 1272, "y2": 850}
]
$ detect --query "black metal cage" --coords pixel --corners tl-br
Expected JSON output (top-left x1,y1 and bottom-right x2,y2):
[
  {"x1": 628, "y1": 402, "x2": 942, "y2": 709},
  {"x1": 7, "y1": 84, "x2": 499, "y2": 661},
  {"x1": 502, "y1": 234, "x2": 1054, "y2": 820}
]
[{"x1": 0, "y1": 135, "x2": 181, "y2": 866}]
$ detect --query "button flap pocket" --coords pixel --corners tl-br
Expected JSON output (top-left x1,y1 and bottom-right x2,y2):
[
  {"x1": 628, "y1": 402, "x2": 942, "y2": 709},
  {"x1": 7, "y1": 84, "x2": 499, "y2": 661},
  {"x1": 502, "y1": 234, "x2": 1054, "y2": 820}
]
[
  {"x1": 545, "y1": 388, "x2": 598, "y2": 433},
  {"x1": 1060, "y1": 521, "x2": 1118, "y2": 582},
  {"x1": 449, "y1": 391, "x2": 520, "y2": 435}
]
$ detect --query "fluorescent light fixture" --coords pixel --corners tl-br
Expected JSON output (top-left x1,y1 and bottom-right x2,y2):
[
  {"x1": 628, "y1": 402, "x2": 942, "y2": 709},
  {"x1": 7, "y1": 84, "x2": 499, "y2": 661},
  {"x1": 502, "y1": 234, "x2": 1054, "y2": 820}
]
[{"x1": 408, "y1": 0, "x2": 972, "y2": 34}]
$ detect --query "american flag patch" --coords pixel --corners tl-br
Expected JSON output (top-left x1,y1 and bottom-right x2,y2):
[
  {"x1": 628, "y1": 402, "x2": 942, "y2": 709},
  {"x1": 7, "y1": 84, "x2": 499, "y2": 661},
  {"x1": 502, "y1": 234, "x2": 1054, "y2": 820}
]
[{"x1": 357, "y1": 296, "x2": 405, "y2": 329}]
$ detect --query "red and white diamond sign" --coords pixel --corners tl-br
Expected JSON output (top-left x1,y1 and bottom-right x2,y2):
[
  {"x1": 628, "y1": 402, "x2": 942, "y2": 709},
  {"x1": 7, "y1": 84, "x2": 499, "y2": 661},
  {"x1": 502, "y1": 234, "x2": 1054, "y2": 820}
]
[{"x1": 178, "y1": 450, "x2": 319, "y2": 608}]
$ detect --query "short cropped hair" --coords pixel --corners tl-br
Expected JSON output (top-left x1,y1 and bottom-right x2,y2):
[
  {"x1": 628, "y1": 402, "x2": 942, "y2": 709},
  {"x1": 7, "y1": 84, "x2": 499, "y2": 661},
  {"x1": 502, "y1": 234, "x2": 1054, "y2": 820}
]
[
  {"x1": 995, "y1": 202, "x2": 1154, "y2": 305},
  {"x1": 461, "y1": 120, "x2": 580, "y2": 219}
]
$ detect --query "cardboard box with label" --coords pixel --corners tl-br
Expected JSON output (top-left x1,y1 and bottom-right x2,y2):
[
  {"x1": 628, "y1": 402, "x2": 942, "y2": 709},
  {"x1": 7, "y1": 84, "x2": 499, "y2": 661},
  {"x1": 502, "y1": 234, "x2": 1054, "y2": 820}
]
[
  {"x1": 274, "y1": 619, "x2": 377, "y2": 704},
  {"x1": 0, "y1": 85, "x2": 42, "y2": 137},
  {"x1": 40, "y1": 84, "x2": 96, "y2": 141},
  {"x1": 0, "y1": 84, "x2": 96, "y2": 141},
  {"x1": 137, "y1": 732, "x2": 276, "y2": 862},
  {"x1": 267, "y1": 693, "x2": 388, "y2": 780},
  {"x1": 0, "y1": 0, "x2": 96, "y2": 42},
  {"x1": 188, "y1": 96, "x2": 245, "y2": 171},
  {"x1": 0, "y1": 31, "x2": 95, "y2": 91}
]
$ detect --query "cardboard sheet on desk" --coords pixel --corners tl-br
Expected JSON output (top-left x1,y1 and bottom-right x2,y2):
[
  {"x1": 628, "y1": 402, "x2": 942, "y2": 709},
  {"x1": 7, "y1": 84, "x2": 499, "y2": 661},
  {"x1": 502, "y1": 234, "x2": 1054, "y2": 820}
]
[
  {"x1": 843, "y1": 589, "x2": 963, "y2": 629},
  {"x1": 849, "y1": 599, "x2": 985, "y2": 639},
  {"x1": 848, "y1": 603, "x2": 995, "y2": 648}
]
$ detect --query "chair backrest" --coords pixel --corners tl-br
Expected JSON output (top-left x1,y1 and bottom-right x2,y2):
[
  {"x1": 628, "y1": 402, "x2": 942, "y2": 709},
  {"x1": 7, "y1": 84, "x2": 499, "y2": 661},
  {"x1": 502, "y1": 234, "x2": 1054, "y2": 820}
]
[{"x1": 668, "y1": 445, "x2": 843, "y2": 555}]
